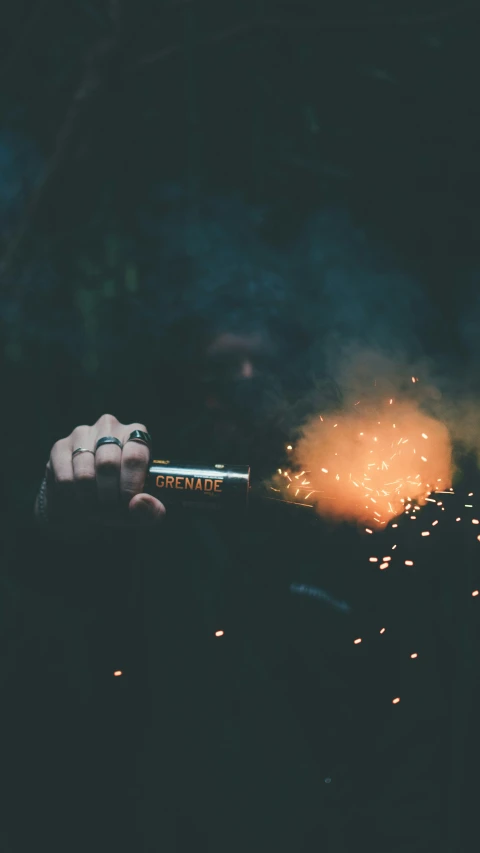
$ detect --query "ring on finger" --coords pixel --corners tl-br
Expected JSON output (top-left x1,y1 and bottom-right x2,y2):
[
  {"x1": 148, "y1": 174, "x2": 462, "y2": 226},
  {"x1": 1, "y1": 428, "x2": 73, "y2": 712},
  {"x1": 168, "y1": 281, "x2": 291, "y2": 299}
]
[
  {"x1": 124, "y1": 430, "x2": 152, "y2": 447},
  {"x1": 95, "y1": 436, "x2": 124, "y2": 453},
  {"x1": 124, "y1": 430, "x2": 152, "y2": 453},
  {"x1": 72, "y1": 447, "x2": 96, "y2": 459}
]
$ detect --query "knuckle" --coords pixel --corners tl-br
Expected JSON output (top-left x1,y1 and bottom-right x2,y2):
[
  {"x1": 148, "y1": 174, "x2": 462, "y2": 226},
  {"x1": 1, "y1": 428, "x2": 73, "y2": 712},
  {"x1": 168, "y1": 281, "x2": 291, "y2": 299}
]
[
  {"x1": 97, "y1": 413, "x2": 119, "y2": 426},
  {"x1": 129, "y1": 422, "x2": 147, "y2": 433},
  {"x1": 71, "y1": 424, "x2": 90, "y2": 437}
]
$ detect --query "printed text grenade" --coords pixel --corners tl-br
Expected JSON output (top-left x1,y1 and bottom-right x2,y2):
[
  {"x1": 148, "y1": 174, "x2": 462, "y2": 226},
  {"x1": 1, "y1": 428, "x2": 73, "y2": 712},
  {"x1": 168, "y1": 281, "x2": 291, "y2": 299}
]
[{"x1": 144, "y1": 460, "x2": 250, "y2": 511}]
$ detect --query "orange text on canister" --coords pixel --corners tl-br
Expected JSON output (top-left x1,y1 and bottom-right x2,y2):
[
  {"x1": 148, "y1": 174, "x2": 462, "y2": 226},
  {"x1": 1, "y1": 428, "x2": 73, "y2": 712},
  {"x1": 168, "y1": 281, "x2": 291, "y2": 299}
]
[{"x1": 155, "y1": 475, "x2": 223, "y2": 492}]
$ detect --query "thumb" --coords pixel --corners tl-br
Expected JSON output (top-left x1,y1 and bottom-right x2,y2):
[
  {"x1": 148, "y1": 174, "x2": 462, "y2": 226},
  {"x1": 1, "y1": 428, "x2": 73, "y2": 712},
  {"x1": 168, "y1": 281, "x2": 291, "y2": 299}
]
[{"x1": 128, "y1": 493, "x2": 166, "y2": 524}]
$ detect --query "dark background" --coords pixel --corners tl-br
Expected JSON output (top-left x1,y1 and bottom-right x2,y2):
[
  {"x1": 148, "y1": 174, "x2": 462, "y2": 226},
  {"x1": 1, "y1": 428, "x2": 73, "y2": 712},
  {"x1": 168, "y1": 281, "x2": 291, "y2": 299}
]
[
  {"x1": 1, "y1": 0, "x2": 480, "y2": 508},
  {"x1": 1, "y1": 2, "x2": 480, "y2": 851}
]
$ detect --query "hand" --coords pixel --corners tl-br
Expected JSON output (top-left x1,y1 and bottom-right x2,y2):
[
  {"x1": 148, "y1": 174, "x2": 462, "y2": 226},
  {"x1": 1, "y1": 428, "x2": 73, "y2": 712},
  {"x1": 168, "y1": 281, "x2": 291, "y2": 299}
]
[{"x1": 34, "y1": 413, "x2": 165, "y2": 537}]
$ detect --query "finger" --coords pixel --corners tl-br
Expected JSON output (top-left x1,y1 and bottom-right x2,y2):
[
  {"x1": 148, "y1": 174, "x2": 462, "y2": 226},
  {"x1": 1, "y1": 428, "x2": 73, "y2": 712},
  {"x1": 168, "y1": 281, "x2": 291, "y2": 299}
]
[
  {"x1": 94, "y1": 416, "x2": 124, "y2": 508},
  {"x1": 128, "y1": 493, "x2": 166, "y2": 526},
  {"x1": 119, "y1": 422, "x2": 151, "y2": 508},
  {"x1": 49, "y1": 438, "x2": 75, "y2": 520},
  {"x1": 70, "y1": 425, "x2": 96, "y2": 513}
]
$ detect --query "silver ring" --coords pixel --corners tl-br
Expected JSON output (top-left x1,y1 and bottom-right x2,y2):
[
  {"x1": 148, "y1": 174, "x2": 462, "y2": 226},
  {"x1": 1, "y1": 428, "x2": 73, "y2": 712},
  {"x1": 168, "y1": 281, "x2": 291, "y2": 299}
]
[
  {"x1": 95, "y1": 436, "x2": 123, "y2": 453},
  {"x1": 72, "y1": 447, "x2": 95, "y2": 459},
  {"x1": 124, "y1": 429, "x2": 152, "y2": 448}
]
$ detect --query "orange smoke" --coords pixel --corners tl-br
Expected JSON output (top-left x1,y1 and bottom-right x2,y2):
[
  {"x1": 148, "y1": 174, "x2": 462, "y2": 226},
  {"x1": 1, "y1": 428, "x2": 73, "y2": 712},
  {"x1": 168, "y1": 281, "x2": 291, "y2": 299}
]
[{"x1": 291, "y1": 399, "x2": 452, "y2": 527}]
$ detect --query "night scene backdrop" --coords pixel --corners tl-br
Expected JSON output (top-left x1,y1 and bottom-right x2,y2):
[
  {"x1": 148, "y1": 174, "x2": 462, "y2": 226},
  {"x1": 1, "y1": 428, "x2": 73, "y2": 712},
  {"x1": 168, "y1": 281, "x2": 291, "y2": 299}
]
[{"x1": 2, "y1": 1, "x2": 480, "y2": 852}]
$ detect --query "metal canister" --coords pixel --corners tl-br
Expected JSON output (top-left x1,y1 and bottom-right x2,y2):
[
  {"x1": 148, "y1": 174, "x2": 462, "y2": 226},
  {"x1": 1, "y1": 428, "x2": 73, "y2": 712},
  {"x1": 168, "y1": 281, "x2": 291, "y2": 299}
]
[{"x1": 144, "y1": 459, "x2": 250, "y2": 511}]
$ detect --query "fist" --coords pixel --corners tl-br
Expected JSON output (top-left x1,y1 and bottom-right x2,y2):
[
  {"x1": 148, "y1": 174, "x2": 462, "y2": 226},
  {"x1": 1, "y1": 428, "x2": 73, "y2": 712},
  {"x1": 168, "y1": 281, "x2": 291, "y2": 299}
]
[{"x1": 35, "y1": 414, "x2": 165, "y2": 536}]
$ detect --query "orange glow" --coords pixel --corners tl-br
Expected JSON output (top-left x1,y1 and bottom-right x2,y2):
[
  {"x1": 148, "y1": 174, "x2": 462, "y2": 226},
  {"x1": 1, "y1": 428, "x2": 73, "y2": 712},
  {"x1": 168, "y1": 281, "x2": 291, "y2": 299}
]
[
  {"x1": 291, "y1": 400, "x2": 451, "y2": 527},
  {"x1": 473, "y1": 519, "x2": 480, "y2": 525},
  {"x1": 421, "y1": 531, "x2": 430, "y2": 536},
  {"x1": 215, "y1": 630, "x2": 224, "y2": 637},
  {"x1": 369, "y1": 557, "x2": 378, "y2": 562},
  {"x1": 379, "y1": 562, "x2": 389, "y2": 569},
  {"x1": 392, "y1": 697, "x2": 401, "y2": 704},
  {"x1": 354, "y1": 638, "x2": 362, "y2": 644},
  {"x1": 405, "y1": 560, "x2": 414, "y2": 566},
  {"x1": 472, "y1": 590, "x2": 479, "y2": 597},
  {"x1": 380, "y1": 628, "x2": 386, "y2": 634},
  {"x1": 113, "y1": 670, "x2": 122, "y2": 677},
  {"x1": 410, "y1": 653, "x2": 418, "y2": 659}
]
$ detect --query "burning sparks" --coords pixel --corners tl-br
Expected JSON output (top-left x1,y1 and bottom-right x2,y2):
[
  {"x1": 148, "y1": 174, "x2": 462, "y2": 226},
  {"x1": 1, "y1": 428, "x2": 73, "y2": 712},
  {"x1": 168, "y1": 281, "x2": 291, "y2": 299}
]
[
  {"x1": 268, "y1": 380, "x2": 478, "y2": 726},
  {"x1": 276, "y1": 399, "x2": 452, "y2": 527}
]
